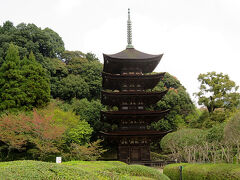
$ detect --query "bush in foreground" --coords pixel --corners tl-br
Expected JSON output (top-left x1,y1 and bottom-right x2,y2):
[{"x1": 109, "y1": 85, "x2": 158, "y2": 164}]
[
  {"x1": 0, "y1": 160, "x2": 170, "y2": 180},
  {"x1": 163, "y1": 163, "x2": 240, "y2": 180}
]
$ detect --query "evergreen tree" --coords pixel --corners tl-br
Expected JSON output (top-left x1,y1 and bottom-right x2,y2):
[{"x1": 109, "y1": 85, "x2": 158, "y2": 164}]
[
  {"x1": 0, "y1": 45, "x2": 50, "y2": 112},
  {"x1": 0, "y1": 44, "x2": 24, "y2": 111},
  {"x1": 21, "y1": 51, "x2": 50, "y2": 109}
]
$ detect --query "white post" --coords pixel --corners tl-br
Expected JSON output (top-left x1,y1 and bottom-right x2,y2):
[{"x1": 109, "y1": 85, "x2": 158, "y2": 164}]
[{"x1": 56, "y1": 157, "x2": 62, "y2": 163}]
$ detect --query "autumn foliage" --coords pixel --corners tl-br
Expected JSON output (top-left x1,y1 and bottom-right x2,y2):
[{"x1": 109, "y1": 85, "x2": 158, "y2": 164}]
[
  {"x1": 0, "y1": 110, "x2": 65, "y2": 160},
  {"x1": 0, "y1": 104, "x2": 107, "y2": 161}
]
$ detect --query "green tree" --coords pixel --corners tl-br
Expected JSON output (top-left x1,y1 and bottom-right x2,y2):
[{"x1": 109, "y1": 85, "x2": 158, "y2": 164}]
[
  {"x1": 80, "y1": 61, "x2": 102, "y2": 99},
  {"x1": 20, "y1": 52, "x2": 50, "y2": 109},
  {"x1": 152, "y1": 73, "x2": 198, "y2": 130},
  {"x1": 55, "y1": 74, "x2": 90, "y2": 101},
  {"x1": 71, "y1": 98, "x2": 105, "y2": 139},
  {"x1": 86, "y1": 52, "x2": 99, "y2": 62},
  {"x1": 0, "y1": 44, "x2": 24, "y2": 112},
  {"x1": 0, "y1": 21, "x2": 65, "y2": 62},
  {"x1": 194, "y1": 71, "x2": 240, "y2": 114},
  {"x1": 52, "y1": 107, "x2": 93, "y2": 145},
  {"x1": 43, "y1": 28, "x2": 65, "y2": 58},
  {"x1": 0, "y1": 45, "x2": 50, "y2": 112},
  {"x1": 63, "y1": 51, "x2": 102, "y2": 99}
]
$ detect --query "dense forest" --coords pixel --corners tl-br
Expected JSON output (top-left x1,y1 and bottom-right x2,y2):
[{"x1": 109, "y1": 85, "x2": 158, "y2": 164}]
[{"x1": 0, "y1": 21, "x2": 239, "y2": 163}]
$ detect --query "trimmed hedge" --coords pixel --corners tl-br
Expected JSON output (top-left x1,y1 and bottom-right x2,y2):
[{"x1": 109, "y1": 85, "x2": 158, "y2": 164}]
[
  {"x1": 106, "y1": 165, "x2": 170, "y2": 180},
  {"x1": 163, "y1": 163, "x2": 240, "y2": 180},
  {"x1": 0, "y1": 160, "x2": 170, "y2": 180},
  {"x1": 0, "y1": 160, "x2": 94, "y2": 180}
]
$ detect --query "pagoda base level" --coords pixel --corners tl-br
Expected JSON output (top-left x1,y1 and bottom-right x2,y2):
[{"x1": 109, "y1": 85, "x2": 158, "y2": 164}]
[{"x1": 118, "y1": 145, "x2": 150, "y2": 163}]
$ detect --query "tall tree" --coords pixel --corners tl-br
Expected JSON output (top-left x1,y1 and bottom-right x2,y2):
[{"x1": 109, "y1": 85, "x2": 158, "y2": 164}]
[
  {"x1": 0, "y1": 45, "x2": 50, "y2": 112},
  {"x1": 152, "y1": 73, "x2": 198, "y2": 130},
  {"x1": 20, "y1": 51, "x2": 50, "y2": 109},
  {"x1": 0, "y1": 44, "x2": 24, "y2": 111},
  {"x1": 194, "y1": 71, "x2": 240, "y2": 113}
]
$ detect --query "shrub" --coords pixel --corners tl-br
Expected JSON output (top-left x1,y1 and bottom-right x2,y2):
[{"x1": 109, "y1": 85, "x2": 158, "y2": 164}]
[
  {"x1": 63, "y1": 140, "x2": 107, "y2": 161},
  {"x1": 163, "y1": 163, "x2": 188, "y2": 180},
  {"x1": 0, "y1": 160, "x2": 95, "y2": 180},
  {"x1": 151, "y1": 152, "x2": 169, "y2": 161},
  {"x1": 105, "y1": 165, "x2": 170, "y2": 180},
  {"x1": 161, "y1": 129, "x2": 206, "y2": 153},
  {"x1": 0, "y1": 160, "x2": 170, "y2": 180},
  {"x1": 163, "y1": 163, "x2": 240, "y2": 180},
  {"x1": 161, "y1": 129, "x2": 207, "y2": 162}
]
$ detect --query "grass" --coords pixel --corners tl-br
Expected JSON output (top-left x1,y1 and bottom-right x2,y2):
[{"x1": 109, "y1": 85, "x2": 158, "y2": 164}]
[{"x1": 0, "y1": 160, "x2": 170, "y2": 180}]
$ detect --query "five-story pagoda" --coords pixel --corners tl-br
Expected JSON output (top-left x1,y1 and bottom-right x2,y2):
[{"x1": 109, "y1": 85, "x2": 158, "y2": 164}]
[{"x1": 101, "y1": 9, "x2": 169, "y2": 163}]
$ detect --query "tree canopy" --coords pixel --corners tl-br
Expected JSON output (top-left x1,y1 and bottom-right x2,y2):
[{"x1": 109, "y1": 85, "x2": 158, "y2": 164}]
[
  {"x1": 0, "y1": 21, "x2": 65, "y2": 62},
  {"x1": 151, "y1": 73, "x2": 198, "y2": 130},
  {"x1": 194, "y1": 71, "x2": 240, "y2": 114},
  {"x1": 0, "y1": 44, "x2": 50, "y2": 112}
]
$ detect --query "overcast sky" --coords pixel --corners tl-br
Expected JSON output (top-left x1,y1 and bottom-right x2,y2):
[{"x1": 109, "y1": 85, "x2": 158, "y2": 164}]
[{"x1": 1, "y1": 0, "x2": 240, "y2": 104}]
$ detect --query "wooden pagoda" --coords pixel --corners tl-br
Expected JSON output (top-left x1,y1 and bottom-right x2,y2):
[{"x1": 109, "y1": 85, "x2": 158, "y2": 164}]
[{"x1": 101, "y1": 9, "x2": 169, "y2": 163}]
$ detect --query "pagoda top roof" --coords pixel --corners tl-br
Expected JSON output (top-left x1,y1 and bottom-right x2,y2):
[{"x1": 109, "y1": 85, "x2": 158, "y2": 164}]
[{"x1": 103, "y1": 48, "x2": 163, "y2": 61}]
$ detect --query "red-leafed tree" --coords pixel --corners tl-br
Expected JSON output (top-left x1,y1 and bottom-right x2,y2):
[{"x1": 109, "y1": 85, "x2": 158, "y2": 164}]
[{"x1": 0, "y1": 110, "x2": 65, "y2": 160}]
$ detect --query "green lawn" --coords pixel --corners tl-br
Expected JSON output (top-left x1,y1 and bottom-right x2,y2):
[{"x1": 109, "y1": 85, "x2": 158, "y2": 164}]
[{"x1": 0, "y1": 160, "x2": 170, "y2": 180}]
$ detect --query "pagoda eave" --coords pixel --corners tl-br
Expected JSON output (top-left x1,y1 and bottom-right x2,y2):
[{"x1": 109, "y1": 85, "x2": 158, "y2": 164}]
[
  {"x1": 101, "y1": 109, "x2": 169, "y2": 116},
  {"x1": 100, "y1": 110, "x2": 169, "y2": 123},
  {"x1": 102, "y1": 72, "x2": 165, "y2": 90},
  {"x1": 100, "y1": 130, "x2": 170, "y2": 137},
  {"x1": 101, "y1": 90, "x2": 168, "y2": 106}
]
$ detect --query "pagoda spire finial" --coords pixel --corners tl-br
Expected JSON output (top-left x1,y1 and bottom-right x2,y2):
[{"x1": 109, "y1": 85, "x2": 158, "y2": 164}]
[{"x1": 126, "y1": 8, "x2": 134, "y2": 49}]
